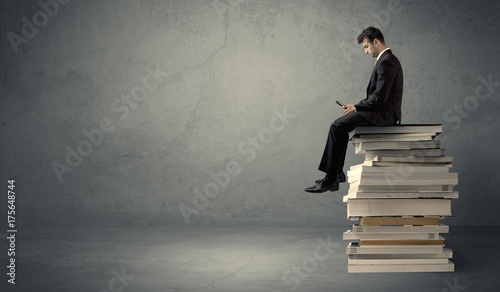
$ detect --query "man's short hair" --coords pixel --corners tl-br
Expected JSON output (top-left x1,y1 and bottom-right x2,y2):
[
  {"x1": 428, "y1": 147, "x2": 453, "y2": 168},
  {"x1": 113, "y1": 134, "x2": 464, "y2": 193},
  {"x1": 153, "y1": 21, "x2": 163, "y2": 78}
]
[{"x1": 357, "y1": 27, "x2": 385, "y2": 44}]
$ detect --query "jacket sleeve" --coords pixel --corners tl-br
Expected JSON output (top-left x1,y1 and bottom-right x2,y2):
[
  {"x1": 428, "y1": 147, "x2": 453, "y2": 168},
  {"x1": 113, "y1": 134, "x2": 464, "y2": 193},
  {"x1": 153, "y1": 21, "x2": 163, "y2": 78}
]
[{"x1": 355, "y1": 59, "x2": 396, "y2": 112}]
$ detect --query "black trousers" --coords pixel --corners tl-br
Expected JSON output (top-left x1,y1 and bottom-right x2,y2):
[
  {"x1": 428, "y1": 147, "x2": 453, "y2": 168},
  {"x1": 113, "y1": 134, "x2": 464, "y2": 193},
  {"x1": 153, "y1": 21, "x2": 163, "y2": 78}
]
[{"x1": 318, "y1": 112, "x2": 374, "y2": 177}]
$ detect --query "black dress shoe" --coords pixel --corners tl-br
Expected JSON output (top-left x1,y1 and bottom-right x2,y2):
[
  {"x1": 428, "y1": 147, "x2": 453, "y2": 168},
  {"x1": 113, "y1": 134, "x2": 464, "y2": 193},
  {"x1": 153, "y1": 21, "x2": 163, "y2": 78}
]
[
  {"x1": 305, "y1": 179, "x2": 339, "y2": 193},
  {"x1": 315, "y1": 172, "x2": 346, "y2": 184}
]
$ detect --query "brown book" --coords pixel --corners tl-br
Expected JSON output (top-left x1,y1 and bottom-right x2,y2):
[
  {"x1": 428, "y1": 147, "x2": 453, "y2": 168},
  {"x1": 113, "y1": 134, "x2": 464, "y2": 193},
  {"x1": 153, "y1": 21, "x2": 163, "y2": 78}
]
[
  {"x1": 359, "y1": 216, "x2": 440, "y2": 226},
  {"x1": 359, "y1": 238, "x2": 445, "y2": 246}
]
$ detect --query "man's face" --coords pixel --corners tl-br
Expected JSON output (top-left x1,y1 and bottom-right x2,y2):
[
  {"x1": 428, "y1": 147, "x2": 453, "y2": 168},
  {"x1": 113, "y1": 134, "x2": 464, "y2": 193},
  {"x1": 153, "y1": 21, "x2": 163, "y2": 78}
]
[{"x1": 362, "y1": 38, "x2": 379, "y2": 58}]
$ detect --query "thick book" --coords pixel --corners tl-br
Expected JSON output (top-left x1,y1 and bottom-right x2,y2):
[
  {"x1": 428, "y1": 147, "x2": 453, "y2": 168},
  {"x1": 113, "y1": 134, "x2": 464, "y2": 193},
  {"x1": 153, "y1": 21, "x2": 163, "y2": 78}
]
[
  {"x1": 348, "y1": 164, "x2": 451, "y2": 176},
  {"x1": 349, "y1": 248, "x2": 452, "y2": 259},
  {"x1": 365, "y1": 161, "x2": 453, "y2": 167},
  {"x1": 359, "y1": 237, "x2": 445, "y2": 246},
  {"x1": 349, "y1": 184, "x2": 455, "y2": 193},
  {"x1": 368, "y1": 156, "x2": 453, "y2": 164},
  {"x1": 346, "y1": 242, "x2": 443, "y2": 254},
  {"x1": 354, "y1": 140, "x2": 441, "y2": 154},
  {"x1": 348, "y1": 172, "x2": 458, "y2": 186},
  {"x1": 350, "y1": 133, "x2": 436, "y2": 143},
  {"x1": 354, "y1": 124, "x2": 443, "y2": 135},
  {"x1": 347, "y1": 261, "x2": 454, "y2": 273},
  {"x1": 347, "y1": 199, "x2": 452, "y2": 217},
  {"x1": 343, "y1": 191, "x2": 458, "y2": 201},
  {"x1": 359, "y1": 216, "x2": 440, "y2": 226},
  {"x1": 351, "y1": 224, "x2": 449, "y2": 233},
  {"x1": 365, "y1": 148, "x2": 445, "y2": 158},
  {"x1": 348, "y1": 256, "x2": 450, "y2": 265},
  {"x1": 343, "y1": 230, "x2": 441, "y2": 240}
]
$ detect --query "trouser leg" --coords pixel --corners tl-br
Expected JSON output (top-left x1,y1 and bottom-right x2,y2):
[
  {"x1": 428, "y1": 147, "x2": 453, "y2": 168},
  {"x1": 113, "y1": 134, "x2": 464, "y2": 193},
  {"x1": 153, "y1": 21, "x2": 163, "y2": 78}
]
[{"x1": 318, "y1": 112, "x2": 373, "y2": 177}]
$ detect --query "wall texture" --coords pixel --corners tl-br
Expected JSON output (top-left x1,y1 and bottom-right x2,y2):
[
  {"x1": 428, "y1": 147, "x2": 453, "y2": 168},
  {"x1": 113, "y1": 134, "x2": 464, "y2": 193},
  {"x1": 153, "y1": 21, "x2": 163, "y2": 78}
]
[{"x1": 1, "y1": 0, "x2": 499, "y2": 227}]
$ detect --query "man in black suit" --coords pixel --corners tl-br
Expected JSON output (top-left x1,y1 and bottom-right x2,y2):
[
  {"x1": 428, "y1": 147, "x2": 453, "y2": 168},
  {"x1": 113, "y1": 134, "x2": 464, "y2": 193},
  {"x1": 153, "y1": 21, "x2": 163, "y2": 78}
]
[{"x1": 305, "y1": 27, "x2": 403, "y2": 193}]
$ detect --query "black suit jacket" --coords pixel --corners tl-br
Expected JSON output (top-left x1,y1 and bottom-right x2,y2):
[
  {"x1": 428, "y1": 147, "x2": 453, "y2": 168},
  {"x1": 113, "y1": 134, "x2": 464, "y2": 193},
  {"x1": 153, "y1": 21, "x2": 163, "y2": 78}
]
[{"x1": 355, "y1": 49, "x2": 403, "y2": 126}]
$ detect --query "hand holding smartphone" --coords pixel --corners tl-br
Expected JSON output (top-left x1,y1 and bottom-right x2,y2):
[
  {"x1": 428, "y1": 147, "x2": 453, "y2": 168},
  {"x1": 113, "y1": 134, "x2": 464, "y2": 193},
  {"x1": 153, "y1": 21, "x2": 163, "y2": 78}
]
[{"x1": 338, "y1": 101, "x2": 356, "y2": 114}]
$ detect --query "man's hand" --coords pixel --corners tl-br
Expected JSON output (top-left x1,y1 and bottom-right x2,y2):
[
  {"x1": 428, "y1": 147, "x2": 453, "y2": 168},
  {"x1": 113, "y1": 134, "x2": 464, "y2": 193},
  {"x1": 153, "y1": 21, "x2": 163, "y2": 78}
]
[{"x1": 342, "y1": 104, "x2": 357, "y2": 115}]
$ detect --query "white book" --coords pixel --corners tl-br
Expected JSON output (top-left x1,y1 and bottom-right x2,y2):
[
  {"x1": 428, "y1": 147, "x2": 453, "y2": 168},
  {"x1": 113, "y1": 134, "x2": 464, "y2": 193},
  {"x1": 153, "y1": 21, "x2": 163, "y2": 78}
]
[
  {"x1": 349, "y1": 184, "x2": 454, "y2": 193},
  {"x1": 359, "y1": 235, "x2": 445, "y2": 246},
  {"x1": 365, "y1": 148, "x2": 445, "y2": 159},
  {"x1": 350, "y1": 216, "x2": 450, "y2": 222},
  {"x1": 348, "y1": 172, "x2": 458, "y2": 186},
  {"x1": 350, "y1": 248, "x2": 453, "y2": 259},
  {"x1": 355, "y1": 141, "x2": 441, "y2": 154},
  {"x1": 346, "y1": 198, "x2": 452, "y2": 217},
  {"x1": 344, "y1": 190, "x2": 458, "y2": 201},
  {"x1": 348, "y1": 256, "x2": 450, "y2": 265},
  {"x1": 354, "y1": 124, "x2": 443, "y2": 135},
  {"x1": 346, "y1": 242, "x2": 444, "y2": 254},
  {"x1": 347, "y1": 260, "x2": 454, "y2": 273},
  {"x1": 368, "y1": 156, "x2": 453, "y2": 164},
  {"x1": 350, "y1": 133, "x2": 436, "y2": 143},
  {"x1": 343, "y1": 230, "x2": 440, "y2": 240},
  {"x1": 351, "y1": 224, "x2": 449, "y2": 233},
  {"x1": 348, "y1": 164, "x2": 451, "y2": 176},
  {"x1": 366, "y1": 161, "x2": 453, "y2": 167}
]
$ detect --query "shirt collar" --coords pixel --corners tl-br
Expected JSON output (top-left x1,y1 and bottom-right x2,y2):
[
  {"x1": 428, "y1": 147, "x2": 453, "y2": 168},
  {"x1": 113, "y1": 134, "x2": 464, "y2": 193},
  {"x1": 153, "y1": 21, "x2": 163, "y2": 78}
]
[{"x1": 377, "y1": 47, "x2": 391, "y2": 60}]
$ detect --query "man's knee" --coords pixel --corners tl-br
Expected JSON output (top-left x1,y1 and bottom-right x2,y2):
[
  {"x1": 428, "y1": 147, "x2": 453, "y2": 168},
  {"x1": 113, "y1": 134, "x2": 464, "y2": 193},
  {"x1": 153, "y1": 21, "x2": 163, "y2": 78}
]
[
  {"x1": 330, "y1": 121, "x2": 341, "y2": 132},
  {"x1": 330, "y1": 122, "x2": 350, "y2": 137},
  {"x1": 332, "y1": 119, "x2": 352, "y2": 133}
]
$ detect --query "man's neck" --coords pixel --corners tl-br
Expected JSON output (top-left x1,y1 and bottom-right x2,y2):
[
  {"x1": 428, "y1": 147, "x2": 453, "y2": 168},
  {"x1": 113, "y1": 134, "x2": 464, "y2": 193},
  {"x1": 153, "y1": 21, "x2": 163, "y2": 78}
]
[{"x1": 377, "y1": 46, "x2": 390, "y2": 59}]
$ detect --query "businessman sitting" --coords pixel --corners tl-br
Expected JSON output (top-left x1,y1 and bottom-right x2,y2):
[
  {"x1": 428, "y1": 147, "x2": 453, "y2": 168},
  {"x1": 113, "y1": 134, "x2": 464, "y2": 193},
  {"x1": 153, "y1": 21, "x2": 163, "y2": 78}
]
[{"x1": 305, "y1": 27, "x2": 403, "y2": 193}]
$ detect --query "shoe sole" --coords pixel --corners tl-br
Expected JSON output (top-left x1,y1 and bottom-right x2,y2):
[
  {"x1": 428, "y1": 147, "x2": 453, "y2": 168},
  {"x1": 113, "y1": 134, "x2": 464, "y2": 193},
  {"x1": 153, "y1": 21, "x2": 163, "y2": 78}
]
[
  {"x1": 304, "y1": 186, "x2": 339, "y2": 193},
  {"x1": 315, "y1": 179, "x2": 345, "y2": 184}
]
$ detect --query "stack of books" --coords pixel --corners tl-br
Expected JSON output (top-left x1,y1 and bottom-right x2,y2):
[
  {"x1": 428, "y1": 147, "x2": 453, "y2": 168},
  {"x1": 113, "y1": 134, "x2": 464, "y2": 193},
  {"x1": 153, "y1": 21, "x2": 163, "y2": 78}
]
[{"x1": 343, "y1": 124, "x2": 458, "y2": 273}]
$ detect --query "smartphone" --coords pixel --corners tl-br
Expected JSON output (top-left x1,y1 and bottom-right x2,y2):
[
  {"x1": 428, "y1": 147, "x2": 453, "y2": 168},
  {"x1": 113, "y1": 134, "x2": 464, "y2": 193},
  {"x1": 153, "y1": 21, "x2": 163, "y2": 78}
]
[{"x1": 336, "y1": 100, "x2": 345, "y2": 107}]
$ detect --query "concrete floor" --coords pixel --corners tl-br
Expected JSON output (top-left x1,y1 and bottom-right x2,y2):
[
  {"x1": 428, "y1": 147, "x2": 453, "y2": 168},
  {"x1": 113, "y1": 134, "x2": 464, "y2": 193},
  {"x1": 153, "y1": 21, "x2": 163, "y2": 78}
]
[{"x1": 1, "y1": 226, "x2": 498, "y2": 292}]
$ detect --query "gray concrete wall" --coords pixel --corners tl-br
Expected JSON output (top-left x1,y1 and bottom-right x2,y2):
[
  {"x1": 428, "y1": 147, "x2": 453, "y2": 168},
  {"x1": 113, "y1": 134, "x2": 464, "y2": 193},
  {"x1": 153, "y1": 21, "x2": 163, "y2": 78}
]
[{"x1": 1, "y1": 0, "x2": 499, "y2": 227}]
